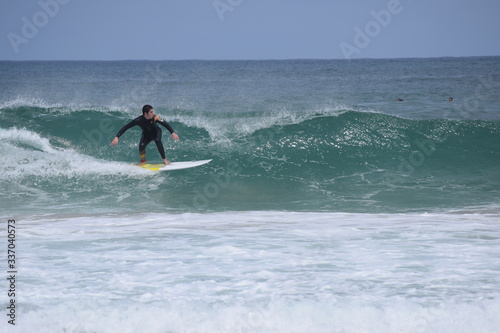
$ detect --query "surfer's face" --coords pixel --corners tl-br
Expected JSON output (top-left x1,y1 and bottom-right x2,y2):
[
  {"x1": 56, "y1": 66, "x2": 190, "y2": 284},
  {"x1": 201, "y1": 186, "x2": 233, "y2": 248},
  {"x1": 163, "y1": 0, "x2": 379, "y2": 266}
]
[{"x1": 144, "y1": 109, "x2": 155, "y2": 120}]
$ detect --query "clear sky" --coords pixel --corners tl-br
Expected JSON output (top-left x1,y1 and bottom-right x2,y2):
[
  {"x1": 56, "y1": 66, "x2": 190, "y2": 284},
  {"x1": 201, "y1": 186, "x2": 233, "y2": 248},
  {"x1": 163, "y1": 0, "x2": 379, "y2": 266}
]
[{"x1": 1, "y1": 0, "x2": 499, "y2": 60}]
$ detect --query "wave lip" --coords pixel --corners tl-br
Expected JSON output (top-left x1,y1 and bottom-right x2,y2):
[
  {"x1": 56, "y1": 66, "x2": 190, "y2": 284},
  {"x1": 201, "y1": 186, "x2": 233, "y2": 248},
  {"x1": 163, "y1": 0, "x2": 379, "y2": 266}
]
[{"x1": 0, "y1": 96, "x2": 63, "y2": 110}]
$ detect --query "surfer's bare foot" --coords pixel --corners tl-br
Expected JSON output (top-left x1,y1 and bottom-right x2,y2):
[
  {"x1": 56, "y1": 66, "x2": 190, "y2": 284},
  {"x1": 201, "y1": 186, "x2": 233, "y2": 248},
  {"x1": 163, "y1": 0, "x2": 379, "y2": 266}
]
[
  {"x1": 138, "y1": 160, "x2": 146, "y2": 166},
  {"x1": 163, "y1": 159, "x2": 171, "y2": 165}
]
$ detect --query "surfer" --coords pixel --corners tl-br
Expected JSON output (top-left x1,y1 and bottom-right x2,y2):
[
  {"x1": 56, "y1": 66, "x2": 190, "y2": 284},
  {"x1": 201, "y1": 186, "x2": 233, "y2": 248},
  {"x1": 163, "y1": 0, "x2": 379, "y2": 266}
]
[{"x1": 110, "y1": 105, "x2": 179, "y2": 165}]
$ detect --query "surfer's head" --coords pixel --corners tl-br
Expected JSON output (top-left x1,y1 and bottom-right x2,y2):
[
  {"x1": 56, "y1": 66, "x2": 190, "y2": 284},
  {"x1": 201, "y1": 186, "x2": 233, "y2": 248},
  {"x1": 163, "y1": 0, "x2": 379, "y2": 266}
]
[
  {"x1": 142, "y1": 105, "x2": 154, "y2": 115},
  {"x1": 142, "y1": 105, "x2": 155, "y2": 119}
]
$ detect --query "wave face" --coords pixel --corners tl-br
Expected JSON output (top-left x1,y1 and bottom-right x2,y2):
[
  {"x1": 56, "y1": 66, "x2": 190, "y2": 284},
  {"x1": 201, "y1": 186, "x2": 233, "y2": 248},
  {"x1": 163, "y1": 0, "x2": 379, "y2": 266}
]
[
  {"x1": 1, "y1": 100, "x2": 499, "y2": 214},
  {"x1": 1, "y1": 58, "x2": 500, "y2": 214}
]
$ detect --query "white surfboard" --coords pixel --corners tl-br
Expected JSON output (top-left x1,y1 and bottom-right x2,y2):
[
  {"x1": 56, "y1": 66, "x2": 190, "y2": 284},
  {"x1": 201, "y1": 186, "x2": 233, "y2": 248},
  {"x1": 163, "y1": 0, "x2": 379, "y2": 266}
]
[{"x1": 138, "y1": 159, "x2": 212, "y2": 171}]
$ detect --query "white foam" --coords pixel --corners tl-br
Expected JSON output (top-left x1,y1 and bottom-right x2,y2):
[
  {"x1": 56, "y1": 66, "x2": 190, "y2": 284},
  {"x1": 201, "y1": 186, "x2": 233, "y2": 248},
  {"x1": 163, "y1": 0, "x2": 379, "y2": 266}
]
[
  {"x1": 0, "y1": 127, "x2": 147, "y2": 179},
  {"x1": 5, "y1": 298, "x2": 499, "y2": 333},
  {"x1": 9, "y1": 211, "x2": 499, "y2": 332},
  {"x1": 11, "y1": 212, "x2": 500, "y2": 326},
  {"x1": 0, "y1": 127, "x2": 57, "y2": 153}
]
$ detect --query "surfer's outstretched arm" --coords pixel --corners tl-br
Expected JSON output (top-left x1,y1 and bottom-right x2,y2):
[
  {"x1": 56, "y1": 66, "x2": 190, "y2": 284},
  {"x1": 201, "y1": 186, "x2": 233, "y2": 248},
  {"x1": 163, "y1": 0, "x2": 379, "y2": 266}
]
[
  {"x1": 154, "y1": 116, "x2": 179, "y2": 141},
  {"x1": 110, "y1": 118, "x2": 141, "y2": 146}
]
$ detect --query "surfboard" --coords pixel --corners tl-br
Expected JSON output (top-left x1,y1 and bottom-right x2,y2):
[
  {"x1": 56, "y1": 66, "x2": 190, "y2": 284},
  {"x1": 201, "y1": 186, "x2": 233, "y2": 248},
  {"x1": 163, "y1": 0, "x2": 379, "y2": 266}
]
[{"x1": 138, "y1": 159, "x2": 212, "y2": 171}]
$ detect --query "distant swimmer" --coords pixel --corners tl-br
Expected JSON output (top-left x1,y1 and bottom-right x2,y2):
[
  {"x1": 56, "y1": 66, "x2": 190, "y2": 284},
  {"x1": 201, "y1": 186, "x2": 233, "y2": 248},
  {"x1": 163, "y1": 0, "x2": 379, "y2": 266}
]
[
  {"x1": 396, "y1": 98, "x2": 404, "y2": 101},
  {"x1": 110, "y1": 105, "x2": 179, "y2": 165},
  {"x1": 449, "y1": 97, "x2": 453, "y2": 102}
]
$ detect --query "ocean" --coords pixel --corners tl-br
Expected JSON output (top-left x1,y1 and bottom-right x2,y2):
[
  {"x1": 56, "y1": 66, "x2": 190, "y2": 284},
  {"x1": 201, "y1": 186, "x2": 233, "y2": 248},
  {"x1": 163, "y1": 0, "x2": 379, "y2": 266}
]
[{"x1": 1, "y1": 57, "x2": 500, "y2": 332}]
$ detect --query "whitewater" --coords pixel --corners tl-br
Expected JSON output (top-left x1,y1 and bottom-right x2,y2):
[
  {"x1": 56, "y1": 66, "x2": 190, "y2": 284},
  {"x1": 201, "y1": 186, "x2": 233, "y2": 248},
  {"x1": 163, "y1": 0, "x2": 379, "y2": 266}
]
[{"x1": 1, "y1": 58, "x2": 499, "y2": 332}]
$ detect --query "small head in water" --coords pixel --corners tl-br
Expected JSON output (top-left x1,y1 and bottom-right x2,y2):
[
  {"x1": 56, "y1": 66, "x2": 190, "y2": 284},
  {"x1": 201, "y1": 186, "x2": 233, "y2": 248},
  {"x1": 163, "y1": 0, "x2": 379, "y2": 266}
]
[
  {"x1": 396, "y1": 98, "x2": 404, "y2": 101},
  {"x1": 449, "y1": 97, "x2": 453, "y2": 102}
]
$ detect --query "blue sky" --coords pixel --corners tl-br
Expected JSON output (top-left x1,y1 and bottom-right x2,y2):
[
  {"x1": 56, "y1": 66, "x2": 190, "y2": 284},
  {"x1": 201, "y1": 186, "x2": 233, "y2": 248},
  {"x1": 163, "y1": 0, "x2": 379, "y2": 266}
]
[{"x1": 1, "y1": 0, "x2": 499, "y2": 60}]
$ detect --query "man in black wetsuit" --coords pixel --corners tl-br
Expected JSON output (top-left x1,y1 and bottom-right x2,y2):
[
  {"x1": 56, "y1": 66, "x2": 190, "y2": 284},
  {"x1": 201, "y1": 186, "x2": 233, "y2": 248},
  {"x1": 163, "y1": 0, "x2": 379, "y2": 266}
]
[{"x1": 110, "y1": 105, "x2": 179, "y2": 165}]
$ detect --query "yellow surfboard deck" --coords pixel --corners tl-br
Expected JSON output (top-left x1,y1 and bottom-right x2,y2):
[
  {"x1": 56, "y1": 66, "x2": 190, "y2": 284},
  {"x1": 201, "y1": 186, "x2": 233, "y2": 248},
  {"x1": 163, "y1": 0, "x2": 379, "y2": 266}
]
[{"x1": 137, "y1": 159, "x2": 212, "y2": 171}]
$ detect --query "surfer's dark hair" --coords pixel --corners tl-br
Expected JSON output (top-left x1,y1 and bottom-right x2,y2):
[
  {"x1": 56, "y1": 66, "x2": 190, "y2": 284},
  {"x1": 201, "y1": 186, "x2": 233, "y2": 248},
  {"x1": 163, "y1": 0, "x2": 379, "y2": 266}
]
[{"x1": 142, "y1": 105, "x2": 153, "y2": 115}]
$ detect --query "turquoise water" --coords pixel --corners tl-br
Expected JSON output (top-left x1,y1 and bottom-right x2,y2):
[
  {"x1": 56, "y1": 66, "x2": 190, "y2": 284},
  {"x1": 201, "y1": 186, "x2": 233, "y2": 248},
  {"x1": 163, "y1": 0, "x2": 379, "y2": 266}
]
[
  {"x1": 1, "y1": 58, "x2": 499, "y2": 214},
  {"x1": 1, "y1": 58, "x2": 500, "y2": 332}
]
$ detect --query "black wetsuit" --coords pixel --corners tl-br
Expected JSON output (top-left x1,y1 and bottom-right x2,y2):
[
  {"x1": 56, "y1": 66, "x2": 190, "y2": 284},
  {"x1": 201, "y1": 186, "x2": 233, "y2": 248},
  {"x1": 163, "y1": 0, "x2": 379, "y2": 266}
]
[{"x1": 115, "y1": 115, "x2": 175, "y2": 161}]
